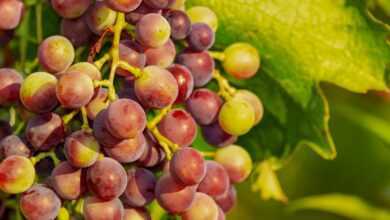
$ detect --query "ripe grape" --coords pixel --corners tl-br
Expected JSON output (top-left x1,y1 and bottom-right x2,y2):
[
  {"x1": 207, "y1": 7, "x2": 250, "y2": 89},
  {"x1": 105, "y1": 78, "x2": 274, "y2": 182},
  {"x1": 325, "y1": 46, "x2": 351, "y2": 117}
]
[
  {"x1": 105, "y1": 98, "x2": 146, "y2": 139},
  {"x1": 104, "y1": 133, "x2": 146, "y2": 163},
  {"x1": 145, "y1": 39, "x2": 176, "y2": 68},
  {"x1": 87, "y1": 157, "x2": 127, "y2": 200},
  {"x1": 170, "y1": 147, "x2": 206, "y2": 185},
  {"x1": 65, "y1": 130, "x2": 100, "y2": 168},
  {"x1": 138, "y1": 132, "x2": 166, "y2": 167},
  {"x1": 105, "y1": 0, "x2": 142, "y2": 13},
  {"x1": 50, "y1": 161, "x2": 84, "y2": 200},
  {"x1": 93, "y1": 110, "x2": 122, "y2": 147},
  {"x1": 186, "y1": 88, "x2": 222, "y2": 125},
  {"x1": 86, "y1": 2, "x2": 117, "y2": 34},
  {"x1": 0, "y1": 68, "x2": 23, "y2": 106},
  {"x1": 83, "y1": 196, "x2": 124, "y2": 220},
  {"x1": 223, "y1": 43, "x2": 260, "y2": 79},
  {"x1": 86, "y1": 88, "x2": 109, "y2": 120},
  {"x1": 201, "y1": 122, "x2": 237, "y2": 148},
  {"x1": 215, "y1": 185, "x2": 237, "y2": 213},
  {"x1": 181, "y1": 192, "x2": 219, "y2": 220},
  {"x1": 52, "y1": 0, "x2": 91, "y2": 19},
  {"x1": 20, "y1": 185, "x2": 61, "y2": 220},
  {"x1": 234, "y1": 90, "x2": 263, "y2": 125},
  {"x1": 122, "y1": 167, "x2": 156, "y2": 207},
  {"x1": 134, "y1": 66, "x2": 178, "y2": 108},
  {"x1": 26, "y1": 113, "x2": 65, "y2": 151},
  {"x1": 0, "y1": 121, "x2": 12, "y2": 140},
  {"x1": 38, "y1": 36, "x2": 75, "y2": 74},
  {"x1": 0, "y1": 135, "x2": 30, "y2": 158},
  {"x1": 187, "y1": 6, "x2": 218, "y2": 32},
  {"x1": 61, "y1": 17, "x2": 93, "y2": 47},
  {"x1": 155, "y1": 174, "x2": 196, "y2": 213},
  {"x1": 158, "y1": 109, "x2": 197, "y2": 147},
  {"x1": 218, "y1": 207, "x2": 226, "y2": 220},
  {"x1": 187, "y1": 23, "x2": 215, "y2": 51},
  {"x1": 177, "y1": 50, "x2": 214, "y2": 87},
  {"x1": 125, "y1": 3, "x2": 161, "y2": 25},
  {"x1": 168, "y1": 64, "x2": 194, "y2": 103},
  {"x1": 144, "y1": 0, "x2": 170, "y2": 9},
  {"x1": 197, "y1": 161, "x2": 230, "y2": 197},
  {"x1": 124, "y1": 208, "x2": 151, "y2": 220},
  {"x1": 219, "y1": 98, "x2": 255, "y2": 136},
  {"x1": 56, "y1": 71, "x2": 95, "y2": 109},
  {"x1": 0, "y1": 156, "x2": 35, "y2": 194},
  {"x1": 117, "y1": 41, "x2": 147, "y2": 77},
  {"x1": 136, "y1": 13, "x2": 171, "y2": 48},
  {"x1": 67, "y1": 62, "x2": 102, "y2": 81},
  {"x1": 20, "y1": 72, "x2": 58, "y2": 113},
  {"x1": 163, "y1": 9, "x2": 191, "y2": 40},
  {"x1": 0, "y1": 0, "x2": 24, "y2": 30}
]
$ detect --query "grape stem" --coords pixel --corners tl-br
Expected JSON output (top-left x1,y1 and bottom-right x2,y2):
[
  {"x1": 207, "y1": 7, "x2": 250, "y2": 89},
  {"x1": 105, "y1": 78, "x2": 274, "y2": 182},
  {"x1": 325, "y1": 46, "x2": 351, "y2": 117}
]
[
  {"x1": 14, "y1": 121, "x2": 26, "y2": 135},
  {"x1": 30, "y1": 149, "x2": 60, "y2": 166},
  {"x1": 213, "y1": 70, "x2": 236, "y2": 100},
  {"x1": 62, "y1": 110, "x2": 80, "y2": 125},
  {"x1": 94, "y1": 53, "x2": 111, "y2": 70},
  {"x1": 9, "y1": 106, "x2": 16, "y2": 127},
  {"x1": 35, "y1": 2, "x2": 43, "y2": 43},
  {"x1": 5, "y1": 195, "x2": 23, "y2": 220},
  {"x1": 209, "y1": 51, "x2": 225, "y2": 61},
  {"x1": 201, "y1": 151, "x2": 216, "y2": 158},
  {"x1": 80, "y1": 107, "x2": 91, "y2": 132}
]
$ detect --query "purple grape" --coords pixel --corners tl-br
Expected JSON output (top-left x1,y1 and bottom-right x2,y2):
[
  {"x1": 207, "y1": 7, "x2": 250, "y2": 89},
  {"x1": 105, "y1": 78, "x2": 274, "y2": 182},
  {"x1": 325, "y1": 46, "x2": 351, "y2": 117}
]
[
  {"x1": 61, "y1": 16, "x2": 93, "y2": 47},
  {"x1": 51, "y1": 0, "x2": 91, "y2": 19},
  {"x1": 144, "y1": 0, "x2": 170, "y2": 9},
  {"x1": 104, "y1": 133, "x2": 146, "y2": 163},
  {"x1": 215, "y1": 185, "x2": 237, "y2": 213},
  {"x1": 187, "y1": 23, "x2": 215, "y2": 51},
  {"x1": 125, "y1": 3, "x2": 161, "y2": 25},
  {"x1": 87, "y1": 157, "x2": 127, "y2": 200},
  {"x1": 0, "y1": 121, "x2": 12, "y2": 140},
  {"x1": 137, "y1": 132, "x2": 166, "y2": 167},
  {"x1": 177, "y1": 50, "x2": 214, "y2": 87},
  {"x1": 145, "y1": 39, "x2": 176, "y2": 68},
  {"x1": 201, "y1": 122, "x2": 237, "y2": 147},
  {"x1": 168, "y1": 64, "x2": 194, "y2": 103},
  {"x1": 186, "y1": 88, "x2": 222, "y2": 125},
  {"x1": 83, "y1": 196, "x2": 124, "y2": 220},
  {"x1": 0, "y1": 135, "x2": 30, "y2": 158},
  {"x1": 197, "y1": 161, "x2": 230, "y2": 198},
  {"x1": 122, "y1": 167, "x2": 156, "y2": 207},
  {"x1": 0, "y1": 0, "x2": 24, "y2": 30},
  {"x1": 50, "y1": 161, "x2": 84, "y2": 200},
  {"x1": 64, "y1": 130, "x2": 100, "y2": 168},
  {"x1": 0, "y1": 68, "x2": 22, "y2": 106},
  {"x1": 163, "y1": 9, "x2": 191, "y2": 40},
  {"x1": 93, "y1": 110, "x2": 122, "y2": 147},
  {"x1": 105, "y1": 0, "x2": 142, "y2": 13}
]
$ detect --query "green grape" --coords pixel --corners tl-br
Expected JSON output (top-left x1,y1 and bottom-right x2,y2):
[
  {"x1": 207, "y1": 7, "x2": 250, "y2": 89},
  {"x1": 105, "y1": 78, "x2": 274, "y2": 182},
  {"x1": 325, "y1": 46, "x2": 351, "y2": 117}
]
[
  {"x1": 234, "y1": 90, "x2": 263, "y2": 125},
  {"x1": 223, "y1": 43, "x2": 260, "y2": 79},
  {"x1": 215, "y1": 145, "x2": 253, "y2": 183},
  {"x1": 218, "y1": 98, "x2": 255, "y2": 136},
  {"x1": 0, "y1": 156, "x2": 35, "y2": 194},
  {"x1": 187, "y1": 6, "x2": 218, "y2": 32}
]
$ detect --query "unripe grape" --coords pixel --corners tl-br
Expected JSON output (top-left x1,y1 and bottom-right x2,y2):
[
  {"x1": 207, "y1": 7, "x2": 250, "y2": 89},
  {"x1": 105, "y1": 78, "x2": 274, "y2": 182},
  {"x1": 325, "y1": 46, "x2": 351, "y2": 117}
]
[
  {"x1": 104, "y1": 134, "x2": 146, "y2": 163},
  {"x1": 0, "y1": 156, "x2": 35, "y2": 194},
  {"x1": 168, "y1": 64, "x2": 194, "y2": 103},
  {"x1": 187, "y1": 23, "x2": 215, "y2": 51},
  {"x1": 86, "y1": 2, "x2": 117, "y2": 34},
  {"x1": 163, "y1": 9, "x2": 191, "y2": 40},
  {"x1": 234, "y1": 90, "x2": 263, "y2": 125},
  {"x1": 65, "y1": 130, "x2": 100, "y2": 168},
  {"x1": 181, "y1": 192, "x2": 219, "y2": 220},
  {"x1": 0, "y1": 68, "x2": 23, "y2": 106},
  {"x1": 0, "y1": 0, "x2": 24, "y2": 30},
  {"x1": 223, "y1": 43, "x2": 260, "y2": 79},
  {"x1": 187, "y1": 6, "x2": 218, "y2": 32},
  {"x1": 136, "y1": 13, "x2": 171, "y2": 48},
  {"x1": 67, "y1": 62, "x2": 102, "y2": 80},
  {"x1": 218, "y1": 99, "x2": 255, "y2": 136},
  {"x1": 52, "y1": 0, "x2": 91, "y2": 19}
]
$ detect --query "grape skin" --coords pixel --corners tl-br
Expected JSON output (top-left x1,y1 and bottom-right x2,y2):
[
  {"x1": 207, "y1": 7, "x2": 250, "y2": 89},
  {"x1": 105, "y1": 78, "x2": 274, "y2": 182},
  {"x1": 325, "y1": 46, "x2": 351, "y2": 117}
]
[
  {"x1": 187, "y1": 6, "x2": 218, "y2": 32},
  {"x1": 144, "y1": 0, "x2": 171, "y2": 9},
  {"x1": 223, "y1": 43, "x2": 260, "y2": 79},
  {"x1": 0, "y1": 135, "x2": 30, "y2": 158},
  {"x1": 0, "y1": 156, "x2": 35, "y2": 194},
  {"x1": 168, "y1": 64, "x2": 194, "y2": 103},
  {"x1": 93, "y1": 110, "x2": 122, "y2": 147},
  {"x1": 83, "y1": 196, "x2": 124, "y2": 220},
  {"x1": 61, "y1": 17, "x2": 93, "y2": 48},
  {"x1": 122, "y1": 167, "x2": 156, "y2": 207},
  {"x1": 0, "y1": 68, "x2": 23, "y2": 106},
  {"x1": 187, "y1": 23, "x2": 215, "y2": 51},
  {"x1": 137, "y1": 132, "x2": 166, "y2": 167},
  {"x1": 163, "y1": 9, "x2": 191, "y2": 40},
  {"x1": 145, "y1": 39, "x2": 176, "y2": 68},
  {"x1": 104, "y1": 133, "x2": 147, "y2": 163},
  {"x1": 181, "y1": 192, "x2": 219, "y2": 220},
  {"x1": 86, "y1": 88, "x2": 109, "y2": 120},
  {"x1": 105, "y1": 0, "x2": 142, "y2": 13},
  {"x1": 86, "y1": 2, "x2": 117, "y2": 34},
  {"x1": 186, "y1": 88, "x2": 222, "y2": 125},
  {"x1": 117, "y1": 41, "x2": 147, "y2": 77},
  {"x1": 0, "y1": 0, "x2": 24, "y2": 30},
  {"x1": 0, "y1": 121, "x2": 12, "y2": 142},
  {"x1": 51, "y1": 0, "x2": 91, "y2": 19},
  {"x1": 125, "y1": 2, "x2": 161, "y2": 25},
  {"x1": 214, "y1": 185, "x2": 237, "y2": 213},
  {"x1": 67, "y1": 62, "x2": 102, "y2": 81},
  {"x1": 201, "y1": 122, "x2": 237, "y2": 148},
  {"x1": 197, "y1": 161, "x2": 230, "y2": 198},
  {"x1": 136, "y1": 13, "x2": 171, "y2": 48},
  {"x1": 50, "y1": 161, "x2": 84, "y2": 200},
  {"x1": 64, "y1": 130, "x2": 100, "y2": 168}
]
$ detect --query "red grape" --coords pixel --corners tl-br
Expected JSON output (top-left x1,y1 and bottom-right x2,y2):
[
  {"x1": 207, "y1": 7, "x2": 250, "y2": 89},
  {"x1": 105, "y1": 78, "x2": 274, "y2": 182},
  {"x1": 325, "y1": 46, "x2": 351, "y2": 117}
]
[
  {"x1": 86, "y1": 2, "x2": 117, "y2": 34},
  {"x1": 51, "y1": 0, "x2": 91, "y2": 19},
  {"x1": 117, "y1": 41, "x2": 147, "y2": 77},
  {"x1": 144, "y1": 0, "x2": 171, "y2": 9},
  {"x1": 64, "y1": 130, "x2": 100, "y2": 168},
  {"x1": 125, "y1": 2, "x2": 161, "y2": 25},
  {"x1": 67, "y1": 62, "x2": 102, "y2": 81},
  {"x1": 180, "y1": 192, "x2": 219, "y2": 220},
  {"x1": 50, "y1": 161, "x2": 84, "y2": 200},
  {"x1": 187, "y1": 23, "x2": 215, "y2": 51},
  {"x1": 83, "y1": 196, "x2": 124, "y2": 220},
  {"x1": 0, "y1": 0, "x2": 24, "y2": 30},
  {"x1": 122, "y1": 167, "x2": 156, "y2": 207},
  {"x1": 177, "y1": 50, "x2": 214, "y2": 87},
  {"x1": 124, "y1": 208, "x2": 151, "y2": 220},
  {"x1": 93, "y1": 110, "x2": 122, "y2": 147},
  {"x1": 186, "y1": 88, "x2": 222, "y2": 125},
  {"x1": 197, "y1": 161, "x2": 230, "y2": 197},
  {"x1": 0, "y1": 68, "x2": 22, "y2": 106},
  {"x1": 137, "y1": 133, "x2": 166, "y2": 167},
  {"x1": 0, "y1": 135, "x2": 30, "y2": 158},
  {"x1": 0, "y1": 156, "x2": 35, "y2": 194},
  {"x1": 168, "y1": 64, "x2": 194, "y2": 103},
  {"x1": 104, "y1": 133, "x2": 146, "y2": 163},
  {"x1": 170, "y1": 147, "x2": 206, "y2": 185}
]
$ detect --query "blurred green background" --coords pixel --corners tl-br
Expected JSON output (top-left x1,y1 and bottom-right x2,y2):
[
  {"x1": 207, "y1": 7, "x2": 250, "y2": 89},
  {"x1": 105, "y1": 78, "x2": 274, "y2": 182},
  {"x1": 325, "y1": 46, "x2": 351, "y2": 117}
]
[{"x1": 228, "y1": 84, "x2": 390, "y2": 220}]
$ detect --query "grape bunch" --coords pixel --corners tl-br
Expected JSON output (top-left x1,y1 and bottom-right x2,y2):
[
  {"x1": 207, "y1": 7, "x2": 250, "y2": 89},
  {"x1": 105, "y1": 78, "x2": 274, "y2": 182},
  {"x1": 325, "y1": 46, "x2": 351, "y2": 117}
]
[{"x1": 0, "y1": 0, "x2": 263, "y2": 219}]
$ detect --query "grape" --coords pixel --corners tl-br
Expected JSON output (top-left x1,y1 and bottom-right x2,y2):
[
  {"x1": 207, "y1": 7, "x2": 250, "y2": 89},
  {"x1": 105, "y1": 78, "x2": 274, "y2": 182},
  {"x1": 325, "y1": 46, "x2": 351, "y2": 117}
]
[
  {"x1": 169, "y1": 0, "x2": 185, "y2": 10},
  {"x1": 20, "y1": 72, "x2": 58, "y2": 113},
  {"x1": 201, "y1": 122, "x2": 237, "y2": 148},
  {"x1": 168, "y1": 64, "x2": 194, "y2": 103},
  {"x1": 177, "y1": 50, "x2": 214, "y2": 87},
  {"x1": 215, "y1": 145, "x2": 253, "y2": 183},
  {"x1": 65, "y1": 130, "x2": 100, "y2": 168},
  {"x1": 197, "y1": 161, "x2": 230, "y2": 198},
  {"x1": 223, "y1": 43, "x2": 260, "y2": 79},
  {"x1": 155, "y1": 174, "x2": 196, "y2": 213},
  {"x1": 52, "y1": 0, "x2": 91, "y2": 19},
  {"x1": 38, "y1": 36, "x2": 75, "y2": 74},
  {"x1": 86, "y1": 2, "x2": 117, "y2": 34},
  {"x1": 234, "y1": 90, "x2": 263, "y2": 125},
  {"x1": 144, "y1": 0, "x2": 170, "y2": 9},
  {"x1": 86, "y1": 88, "x2": 109, "y2": 120},
  {"x1": 105, "y1": 0, "x2": 142, "y2": 13},
  {"x1": 187, "y1": 23, "x2": 215, "y2": 51},
  {"x1": 218, "y1": 207, "x2": 226, "y2": 220},
  {"x1": 170, "y1": 147, "x2": 206, "y2": 185},
  {"x1": 56, "y1": 71, "x2": 95, "y2": 109},
  {"x1": 105, "y1": 98, "x2": 146, "y2": 139},
  {"x1": 163, "y1": 9, "x2": 191, "y2": 40},
  {"x1": 124, "y1": 208, "x2": 151, "y2": 220},
  {"x1": 118, "y1": 78, "x2": 140, "y2": 101},
  {"x1": 181, "y1": 192, "x2": 219, "y2": 220},
  {"x1": 138, "y1": 132, "x2": 166, "y2": 167},
  {"x1": 87, "y1": 157, "x2": 127, "y2": 200},
  {"x1": 134, "y1": 66, "x2": 178, "y2": 109},
  {"x1": 0, "y1": 68, "x2": 22, "y2": 106},
  {"x1": 158, "y1": 109, "x2": 197, "y2": 147},
  {"x1": 26, "y1": 113, "x2": 65, "y2": 151},
  {"x1": 186, "y1": 88, "x2": 222, "y2": 125},
  {"x1": 0, "y1": 135, "x2": 30, "y2": 158},
  {"x1": 117, "y1": 41, "x2": 147, "y2": 77},
  {"x1": 122, "y1": 167, "x2": 156, "y2": 207},
  {"x1": 0, "y1": 0, "x2": 24, "y2": 30},
  {"x1": 67, "y1": 62, "x2": 102, "y2": 81},
  {"x1": 145, "y1": 39, "x2": 176, "y2": 68},
  {"x1": 214, "y1": 185, "x2": 237, "y2": 213},
  {"x1": 0, "y1": 121, "x2": 12, "y2": 140},
  {"x1": 83, "y1": 196, "x2": 124, "y2": 220},
  {"x1": 61, "y1": 17, "x2": 93, "y2": 47},
  {"x1": 93, "y1": 110, "x2": 122, "y2": 147},
  {"x1": 218, "y1": 98, "x2": 255, "y2": 136},
  {"x1": 20, "y1": 185, "x2": 61, "y2": 220},
  {"x1": 187, "y1": 6, "x2": 218, "y2": 32},
  {"x1": 50, "y1": 161, "x2": 84, "y2": 200},
  {"x1": 104, "y1": 133, "x2": 146, "y2": 163},
  {"x1": 136, "y1": 13, "x2": 171, "y2": 48},
  {"x1": 0, "y1": 156, "x2": 35, "y2": 194},
  {"x1": 125, "y1": 3, "x2": 161, "y2": 25}
]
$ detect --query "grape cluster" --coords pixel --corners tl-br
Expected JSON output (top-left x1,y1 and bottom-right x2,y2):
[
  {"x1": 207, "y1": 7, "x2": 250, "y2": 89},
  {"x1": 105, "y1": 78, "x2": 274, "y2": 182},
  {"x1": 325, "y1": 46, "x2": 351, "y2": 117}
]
[{"x1": 0, "y1": 0, "x2": 263, "y2": 219}]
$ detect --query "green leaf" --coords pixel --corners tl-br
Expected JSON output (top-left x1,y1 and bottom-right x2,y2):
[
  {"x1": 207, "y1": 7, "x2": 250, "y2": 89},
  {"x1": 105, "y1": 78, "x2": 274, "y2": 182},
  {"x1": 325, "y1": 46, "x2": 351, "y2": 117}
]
[{"x1": 288, "y1": 194, "x2": 390, "y2": 220}]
